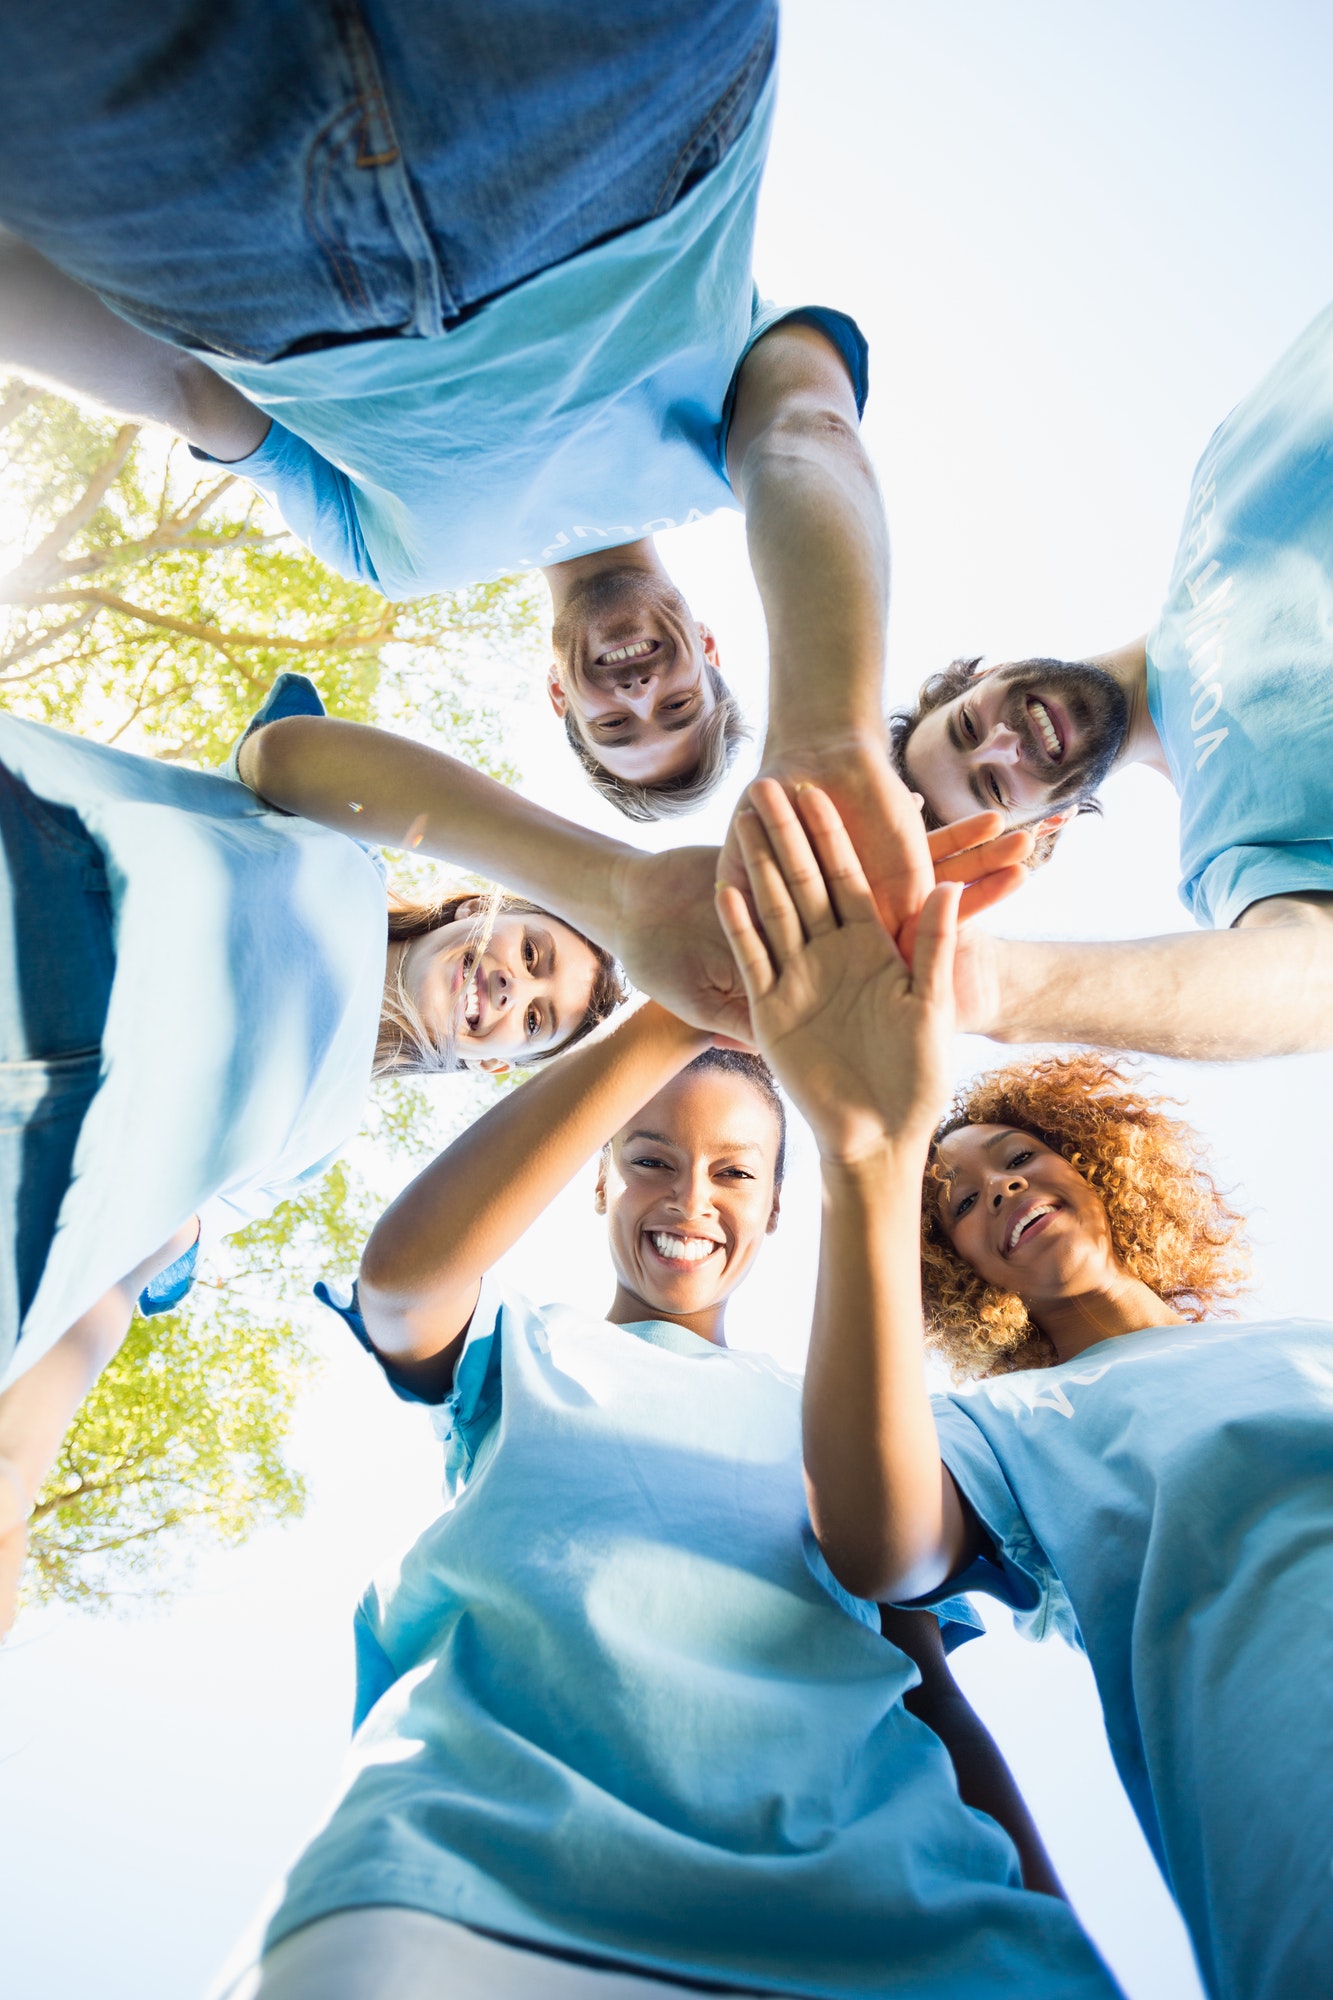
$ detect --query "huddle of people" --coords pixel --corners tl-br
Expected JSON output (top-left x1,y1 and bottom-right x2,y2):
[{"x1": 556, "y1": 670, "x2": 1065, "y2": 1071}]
[{"x1": 1, "y1": 8, "x2": 1331, "y2": 2000}]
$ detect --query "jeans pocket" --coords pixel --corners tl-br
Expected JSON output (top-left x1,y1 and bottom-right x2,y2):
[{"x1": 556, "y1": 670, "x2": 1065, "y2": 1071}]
[{"x1": 650, "y1": 5, "x2": 777, "y2": 217}]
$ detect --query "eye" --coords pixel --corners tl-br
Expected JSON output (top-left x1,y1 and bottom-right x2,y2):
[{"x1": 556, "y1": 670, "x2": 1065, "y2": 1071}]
[
  {"x1": 631, "y1": 1154, "x2": 669, "y2": 1171},
  {"x1": 987, "y1": 773, "x2": 1007, "y2": 808},
  {"x1": 960, "y1": 706, "x2": 978, "y2": 743},
  {"x1": 717, "y1": 1166, "x2": 754, "y2": 1181},
  {"x1": 523, "y1": 934, "x2": 538, "y2": 972},
  {"x1": 525, "y1": 1004, "x2": 541, "y2": 1038},
  {"x1": 1007, "y1": 1149, "x2": 1034, "y2": 1169},
  {"x1": 954, "y1": 1190, "x2": 977, "y2": 1219},
  {"x1": 597, "y1": 716, "x2": 628, "y2": 732}
]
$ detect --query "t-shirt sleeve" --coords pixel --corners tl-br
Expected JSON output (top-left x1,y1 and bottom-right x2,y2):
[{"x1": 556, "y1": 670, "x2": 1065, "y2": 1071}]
[
  {"x1": 314, "y1": 1270, "x2": 507, "y2": 1482},
  {"x1": 1185, "y1": 839, "x2": 1333, "y2": 929},
  {"x1": 904, "y1": 1396, "x2": 1083, "y2": 1650},
  {"x1": 719, "y1": 292, "x2": 871, "y2": 459},
  {"x1": 191, "y1": 419, "x2": 381, "y2": 590}
]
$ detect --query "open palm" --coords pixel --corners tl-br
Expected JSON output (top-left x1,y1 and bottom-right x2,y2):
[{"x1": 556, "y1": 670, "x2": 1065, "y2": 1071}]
[{"x1": 716, "y1": 783, "x2": 959, "y2": 1163}]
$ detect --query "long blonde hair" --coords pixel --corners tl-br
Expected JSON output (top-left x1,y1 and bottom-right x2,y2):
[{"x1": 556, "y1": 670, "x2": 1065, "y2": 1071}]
[{"x1": 375, "y1": 883, "x2": 626, "y2": 1077}]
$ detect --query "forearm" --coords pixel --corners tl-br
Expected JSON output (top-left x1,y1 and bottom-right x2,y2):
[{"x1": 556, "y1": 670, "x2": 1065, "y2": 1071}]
[
  {"x1": 902, "y1": 1676, "x2": 1065, "y2": 1897},
  {"x1": 0, "y1": 228, "x2": 268, "y2": 461},
  {"x1": 803, "y1": 1143, "x2": 964, "y2": 1603},
  {"x1": 241, "y1": 715, "x2": 636, "y2": 951},
  {"x1": 737, "y1": 414, "x2": 888, "y2": 754},
  {"x1": 0, "y1": 1221, "x2": 199, "y2": 1531},
  {"x1": 989, "y1": 914, "x2": 1333, "y2": 1058},
  {"x1": 359, "y1": 1002, "x2": 707, "y2": 1349}
]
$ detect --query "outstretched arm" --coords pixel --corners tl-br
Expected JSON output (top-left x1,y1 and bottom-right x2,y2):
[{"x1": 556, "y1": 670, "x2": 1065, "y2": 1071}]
[
  {"x1": 0, "y1": 226, "x2": 269, "y2": 462},
  {"x1": 883, "y1": 1606, "x2": 1065, "y2": 1899},
  {"x1": 717, "y1": 781, "x2": 979, "y2": 1602},
  {"x1": 723, "y1": 318, "x2": 932, "y2": 938},
  {"x1": 0, "y1": 1218, "x2": 198, "y2": 1639},
  {"x1": 966, "y1": 892, "x2": 1333, "y2": 1058},
  {"x1": 241, "y1": 715, "x2": 1032, "y2": 1046},
  {"x1": 356, "y1": 1002, "x2": 707, "y2": 1396}
]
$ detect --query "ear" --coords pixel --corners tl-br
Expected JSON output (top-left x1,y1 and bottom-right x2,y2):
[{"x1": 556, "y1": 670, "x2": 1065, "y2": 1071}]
[
  {"x1": 1031, "y1": 808, "x2": 1075, "y2": 837},
  {"x1": 476, "y1": 1056, "x2": 510, "y2": 1077},
  {"x1": 455, "y1": 895, "x2": 484, "y2": 920},
  {"x1": 696, "y1": 622, "x2": 721, "y2": 672},
  {"x1": 765, "y1": 1188, "x2": 782, "y2": 1235},
  {"x1": 546, "y1": 663, "x2": 568, "y2": 718},
  {"x1": 593, "y1": 1154, "x2": 609, "y2": 1215}
]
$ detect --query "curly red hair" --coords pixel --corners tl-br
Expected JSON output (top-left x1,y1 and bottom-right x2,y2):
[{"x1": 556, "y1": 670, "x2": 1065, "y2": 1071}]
[{"x1": 921, "y1": 1053, "x2": 1251, "y2": 1379}]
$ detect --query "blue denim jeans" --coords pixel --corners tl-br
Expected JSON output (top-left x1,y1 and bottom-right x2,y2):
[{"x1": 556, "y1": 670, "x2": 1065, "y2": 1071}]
[
  {"x1": 0, "y1": 764, "x2": 114, "y2": 1352},
  {"x1": 0, "y1": 0, "x2": 776, "y2": 361}
]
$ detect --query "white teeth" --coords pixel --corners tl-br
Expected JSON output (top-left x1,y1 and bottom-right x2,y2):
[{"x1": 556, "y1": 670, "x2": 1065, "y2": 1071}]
[
  {"x1": 461, "y1": 974, "x2": 481, "y2": 1030},
  {"x1": 1008, "y1": 1203, "x2": 1055, "y2": 1251},
  {"x1": 649, "y1": 1231, "x2": 718, "y2": 1264},
  {"x1": 601, "y1": 640, "x2": 655, "y2": 664},
  {"x1": 1031, "y1": 700, "x2": 1062, "y2": 760}
]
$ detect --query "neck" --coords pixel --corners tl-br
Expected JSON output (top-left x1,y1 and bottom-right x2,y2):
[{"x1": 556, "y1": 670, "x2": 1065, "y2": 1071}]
[
  {"x1": 606, "y1": 1280, "x2": 729, "y2": 1348},
  {"x1": 1087, "y1": 635, "x2": 1169, "y2": 777},
  {"x1": 542, "y1": 535, "x2": 662, "y2": 613},
  {"x1": 1031, "y1": 1269, "x2": 1184, "y2": 1364}
]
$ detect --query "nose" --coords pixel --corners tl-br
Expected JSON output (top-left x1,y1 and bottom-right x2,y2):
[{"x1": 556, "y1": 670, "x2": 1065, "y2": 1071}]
[
  {"x1": 980, "y1": 721, "x2": 1024, "y2": 768},
  {"x1": 988, "y1": 1171, "x2": 1027, "y2": 1211},
  {"x1": 613, "y1": 674, "x2": 660, "y2": 716},
  {"x1": 666, "y1": 1160, "x2": 715, "y2": 1221}
]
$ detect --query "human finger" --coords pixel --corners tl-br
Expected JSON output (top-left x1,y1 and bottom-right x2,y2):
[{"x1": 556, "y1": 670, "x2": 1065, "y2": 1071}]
[
  {"x1": 931, "y1": 826, "x2": 1034, "y2": 885},
  {"x1": 788, "y1": 784, "x2": 888, "y2": 932},
  {"x1": 715, "y1": 880, "x2": 779, "y2": 1005},
  {"x1": 735, "y1": 803, "x2": 815, "y2": 965},
  {"x1": 926, "y1": 811, "x2": 1006, "y2": 863},
  {"x1": 744, "y1": 779, "x2": 838, "y2": 938},
  {"x1": 957, "y1": 864, "x2": 1029, "y2": 924},
  {"x1": 911, "y1": 882, "x2": 961, "y2": 1014}
]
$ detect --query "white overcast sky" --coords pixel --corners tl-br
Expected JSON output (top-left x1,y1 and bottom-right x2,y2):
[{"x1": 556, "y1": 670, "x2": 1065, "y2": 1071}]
[{"x1": 5, "y1": 6, "x2": 1333, "y2": 1998}]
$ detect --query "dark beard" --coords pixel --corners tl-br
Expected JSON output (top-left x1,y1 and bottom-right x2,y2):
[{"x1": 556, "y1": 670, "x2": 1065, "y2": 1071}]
[{"x1": 995, "y1": 659, "x2": 1130, "y2": 807}]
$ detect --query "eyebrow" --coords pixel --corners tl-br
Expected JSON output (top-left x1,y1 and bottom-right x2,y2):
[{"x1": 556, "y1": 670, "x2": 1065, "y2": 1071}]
[
  {"x1": 938, "y1": 1128, "x2": 1027, "y2": 1199},
  {"x1": 622, "y1": 1130, "x2": 764, "y2": 1153}
]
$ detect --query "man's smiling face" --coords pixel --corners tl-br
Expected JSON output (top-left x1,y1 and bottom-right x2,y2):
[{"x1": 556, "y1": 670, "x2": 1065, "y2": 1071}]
[
  {"x1": 548, "y1": 566, "x2": 720, "y2": 785},
  {"x1": 902, "y1": 658, "x2": 1130, "y2": 828}
]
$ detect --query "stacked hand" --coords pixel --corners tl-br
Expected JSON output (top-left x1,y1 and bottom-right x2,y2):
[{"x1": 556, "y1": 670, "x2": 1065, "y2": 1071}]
[
  {"x1": 715, "y1": 781, "x2": 963, "y2": 1159},
  {"x1": 616, "y1": 761, "x2": 1028, "y2": 1047}
]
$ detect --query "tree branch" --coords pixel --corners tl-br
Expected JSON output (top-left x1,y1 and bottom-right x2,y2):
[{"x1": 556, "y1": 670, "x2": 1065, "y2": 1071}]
[{"x1": 7, "y1": 424, "x2": 140, "y2": 587}]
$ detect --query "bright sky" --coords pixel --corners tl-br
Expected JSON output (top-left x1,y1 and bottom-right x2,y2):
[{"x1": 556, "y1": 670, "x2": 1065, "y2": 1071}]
[{"x1": 5, "y1": 5, "x2": 1333, "y2": 1997}]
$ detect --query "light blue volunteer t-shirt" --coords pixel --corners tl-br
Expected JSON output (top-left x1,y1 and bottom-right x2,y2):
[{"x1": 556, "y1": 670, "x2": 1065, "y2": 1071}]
[
  {"x1": 204, "y1": 69, "x2": 868, "y2": 597},
  {"x1": 0, "y1": 714, "x2": 386, "y2": 1390},
  {"x1": 254, "y1": 1279, "x2": 1119, "y2": 2000},
  {"x1": 928, "y1": 1320, "x2": 1333, "y2": 2000},
  {"x1": 1147, "y1": 302, "x2": 1333, "y2": 928}
]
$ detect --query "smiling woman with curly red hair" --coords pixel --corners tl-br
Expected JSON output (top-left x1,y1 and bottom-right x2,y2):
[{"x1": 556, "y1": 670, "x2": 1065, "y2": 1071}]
[
  {"x1": 715, "y1": 785, "x2": 1333, "y2": 2000},
  {"x1": 920, "y1": 1052, "x2": 1252, "y2": 1379}
]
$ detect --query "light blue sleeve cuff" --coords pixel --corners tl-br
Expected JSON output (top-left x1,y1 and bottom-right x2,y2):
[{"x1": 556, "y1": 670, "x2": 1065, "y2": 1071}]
[
  {"x1": 1185, "y1": 840, "x2": 1333, "y2": 928},
  {"x1": 137, "y1": 1226, "x2": 201, "y2": 1318}
]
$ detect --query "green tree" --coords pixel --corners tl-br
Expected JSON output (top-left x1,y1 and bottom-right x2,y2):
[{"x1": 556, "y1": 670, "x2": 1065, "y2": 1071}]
[
  {"x1": 0, "y1": 379, "x2": 538, "y2": 771},
  {"x1": 1, "y1": 384, "x2": 541, "y2": 1610}
]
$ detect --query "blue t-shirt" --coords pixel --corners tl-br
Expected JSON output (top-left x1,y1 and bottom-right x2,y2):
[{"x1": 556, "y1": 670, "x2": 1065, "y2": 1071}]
[
  {"x1": 264, "y1": 1279, "x2": 1118, "y2": 1999},
  {"x1": 929, "y1": 1320, "x2": 1333, "y2": 2000},
  {"x1": 204, "y1": 69, "x2": 867, "y2": 597},
  {"x1": 1147, "y1": 302, "x2": 1333, "y2": 927},
  {"x1": 0, "y1": 711, "x2": 386, "y2": 1390}
]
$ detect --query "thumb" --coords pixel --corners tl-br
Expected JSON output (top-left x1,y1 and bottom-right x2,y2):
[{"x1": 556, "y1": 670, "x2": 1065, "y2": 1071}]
[{"x1": 911, "y1": 881, "x2": 961, "y2": 1014}]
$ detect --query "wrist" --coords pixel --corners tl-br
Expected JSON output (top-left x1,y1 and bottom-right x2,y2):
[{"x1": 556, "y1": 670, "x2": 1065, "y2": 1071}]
[
  {"x1": 760, "y1": 715, "x2": 885, "y2": 769},
  {"x1": 818, "y1": 1125, "x2": 933, "y2": 1187}
]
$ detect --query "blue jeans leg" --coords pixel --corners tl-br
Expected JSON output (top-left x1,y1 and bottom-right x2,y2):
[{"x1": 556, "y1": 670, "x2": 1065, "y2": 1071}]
[
  {"x1": 0, "y1": 0, "x2": 775, "y2": 361},
  {"x1": 0, "y1": 764, "x2": 114, "y2": 1363}
]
